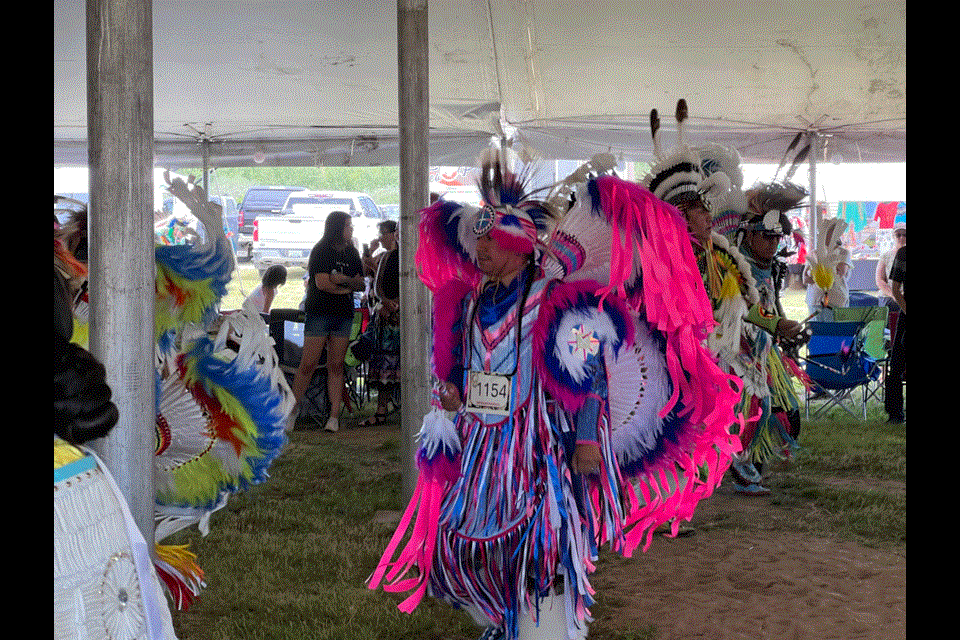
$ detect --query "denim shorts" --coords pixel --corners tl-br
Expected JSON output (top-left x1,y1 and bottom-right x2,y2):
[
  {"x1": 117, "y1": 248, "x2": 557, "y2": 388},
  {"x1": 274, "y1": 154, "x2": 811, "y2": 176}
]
[{"x1": 304, "y1": 312, "x2": 354, "y2": 338}]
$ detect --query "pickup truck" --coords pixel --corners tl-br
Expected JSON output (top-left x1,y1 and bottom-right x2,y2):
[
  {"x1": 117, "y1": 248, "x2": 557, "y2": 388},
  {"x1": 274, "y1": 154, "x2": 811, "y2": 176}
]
[
  {"x1": 252, "y1": 198, "x2": 340, "y2": 274},
  {"x1": 238, "y1": 186, "x2": 309, "y2": 260},
  {"x1": 251, "y1": 190, "x2": 385, "y2": 274}
]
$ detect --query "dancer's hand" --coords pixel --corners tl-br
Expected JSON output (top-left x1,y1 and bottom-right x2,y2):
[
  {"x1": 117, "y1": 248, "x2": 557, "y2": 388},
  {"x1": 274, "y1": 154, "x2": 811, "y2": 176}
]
[
  {"x1": 776, "y1": 318, "x2": 802, "y2": 339},
  {"x1": 439, "y1": 381, "x2": 462, "y2": 412},
  {"x1": 572, "y1": 443, "x2": 602, "y2": 475}
]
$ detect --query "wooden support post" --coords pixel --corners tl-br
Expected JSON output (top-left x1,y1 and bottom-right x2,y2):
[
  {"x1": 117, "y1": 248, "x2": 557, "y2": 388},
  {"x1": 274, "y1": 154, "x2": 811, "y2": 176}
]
[
  {"x1": 398, "y1": 0, "x2": 431, "y2": 502},
  {"x1": 86, "y1": 0, "x2": 156, "y2": 542}
]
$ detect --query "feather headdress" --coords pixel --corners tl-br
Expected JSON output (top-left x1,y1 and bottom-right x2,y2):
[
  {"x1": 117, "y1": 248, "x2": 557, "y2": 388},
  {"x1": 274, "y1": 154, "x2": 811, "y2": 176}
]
[
  {"x1": 737, "y1": 181, "x2": 807, "y2": 240},
  {"x1": 642, "y1": 100, "x2": 730, "y2": 215},
  {"x1": 695, "y1": 142, "x2": 746, "y2": 238},
  {"x1": 415, "y1": 147, "x2": 555, "y2": 293}
]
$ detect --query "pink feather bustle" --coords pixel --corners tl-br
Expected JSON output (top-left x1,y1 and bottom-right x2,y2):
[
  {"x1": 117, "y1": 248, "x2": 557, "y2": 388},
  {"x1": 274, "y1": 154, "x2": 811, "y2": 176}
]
[
  {"x1": 589, "y1": 176, "x2": 743, "y2": 552},
  {"x1": 415, "y1": 200, "x2": 482, "y2": 294}
]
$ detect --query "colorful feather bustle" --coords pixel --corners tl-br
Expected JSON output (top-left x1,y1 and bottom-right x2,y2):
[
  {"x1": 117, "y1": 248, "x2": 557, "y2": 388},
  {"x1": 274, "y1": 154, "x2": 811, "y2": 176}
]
[
  {"x1": 155, "y1": 174, "x2": 235, "y2": 346},
  {"x1": 55, "y1": 176, "x2": 292, "y2": 612},
  {"x1": 155, "y1": 310, "x2": 291, "y2": 511},
  {"x1": 541, "y1": 174, "x2": 743, "y2": 551},
  {"x1": 154, "y1": 543, "x2": 206, "y2": 611},
  {"x1": 155, "y1": 240, "x2": 233, "y2": 346}
]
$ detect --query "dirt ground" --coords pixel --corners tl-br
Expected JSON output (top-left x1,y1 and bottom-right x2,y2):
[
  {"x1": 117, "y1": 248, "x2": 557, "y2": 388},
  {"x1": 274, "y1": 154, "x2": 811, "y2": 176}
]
[
  {"x1": 590, "y1": 483, "x2": 906, "y2": 640},
  {"x1": 334, "y1": 419, "x2": 906, "y2": 640}
]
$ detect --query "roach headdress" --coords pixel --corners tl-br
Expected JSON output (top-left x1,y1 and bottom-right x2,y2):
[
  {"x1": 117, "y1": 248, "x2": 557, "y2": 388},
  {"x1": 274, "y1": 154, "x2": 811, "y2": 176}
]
[{"x1": 642, "y1": 99, "x2": 730, "y2": 214}]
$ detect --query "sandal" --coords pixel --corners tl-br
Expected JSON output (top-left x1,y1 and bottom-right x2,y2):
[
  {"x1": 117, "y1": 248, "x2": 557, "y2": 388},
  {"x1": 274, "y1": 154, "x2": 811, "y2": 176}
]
[{"x1": 360, "y1": 412, "x2": 389, "y2": 427}]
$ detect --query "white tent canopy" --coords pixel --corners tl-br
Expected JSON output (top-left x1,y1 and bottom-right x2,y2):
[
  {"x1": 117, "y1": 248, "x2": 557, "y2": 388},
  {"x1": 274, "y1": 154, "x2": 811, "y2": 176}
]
[{"x1": 54, "y1": 0, "x2": 905, "y2": 168}]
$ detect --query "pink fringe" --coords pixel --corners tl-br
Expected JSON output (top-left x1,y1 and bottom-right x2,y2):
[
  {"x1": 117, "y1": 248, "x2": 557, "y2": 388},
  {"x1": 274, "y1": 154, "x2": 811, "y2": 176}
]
[
  {"x1": 367, "y1": 470, "x2": 449, "y2": 613},
  {"x1": 593, "y1": 176, "x2": 713, "y2": 331},
  {"x1": 585, "y1": 176, "x2": 743, "y2": 553},
  {"x1": 430, "y1": 279, "x2": 475, "y2": 381}
]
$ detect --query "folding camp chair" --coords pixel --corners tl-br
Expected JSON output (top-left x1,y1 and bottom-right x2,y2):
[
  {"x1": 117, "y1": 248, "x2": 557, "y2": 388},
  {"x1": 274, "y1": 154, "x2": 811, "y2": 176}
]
[
  {"x1": 268, "y1": 308, "x2": 365, "y2": 427},
  {"x1": 803, "y1": 311, "x2": 885, "y2": 420}
]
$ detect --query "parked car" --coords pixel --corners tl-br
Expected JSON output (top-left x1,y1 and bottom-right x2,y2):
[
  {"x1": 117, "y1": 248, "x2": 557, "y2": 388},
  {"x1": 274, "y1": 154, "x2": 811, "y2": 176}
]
[
  {"x1": 253, "y1": 197, "x2": 342, "y2": 275},
  {"x1": 237, "y1": 186, "x2": 309, "y2": 260},
  {"x1": 251, "y1": 190, "x2": 385, "y2": 274}
]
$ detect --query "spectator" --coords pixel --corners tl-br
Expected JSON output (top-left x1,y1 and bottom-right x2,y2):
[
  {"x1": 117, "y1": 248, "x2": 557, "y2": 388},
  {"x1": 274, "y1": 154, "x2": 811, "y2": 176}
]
[
  {"x1": 360, "y1": 224, "x2": 400, "y2": 426},
  {"x1": 362, "y1": 219, "x2": 398, "y2": 276},
  {"x1": 884, "y1": 244, "x2": 906, "y2": 424},
  {"x1": 876, "y1": 221, "x2": 906, "y2": 310},
  {"x1": 245, "y1": 264, "x2": 287, "y2": 313},
  {"x1": 289, "y1": 211, "x2": 364, "y2": 433}
]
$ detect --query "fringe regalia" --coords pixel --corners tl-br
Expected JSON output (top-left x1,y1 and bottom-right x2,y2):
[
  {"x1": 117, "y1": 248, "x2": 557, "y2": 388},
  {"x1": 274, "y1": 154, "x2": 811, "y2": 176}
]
[{"x1": 369, "y1": 154, "x2": 742, "y2": 640}]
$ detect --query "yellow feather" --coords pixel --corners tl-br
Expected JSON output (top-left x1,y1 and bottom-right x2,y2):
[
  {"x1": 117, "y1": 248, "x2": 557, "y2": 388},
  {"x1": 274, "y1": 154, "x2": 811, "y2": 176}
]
[
  {"x1": 813, "y1": 263, "x2": 834, "y2": 291},
  {"x1": 719, "y1": 272, "x2": 741, "y2": 300}
]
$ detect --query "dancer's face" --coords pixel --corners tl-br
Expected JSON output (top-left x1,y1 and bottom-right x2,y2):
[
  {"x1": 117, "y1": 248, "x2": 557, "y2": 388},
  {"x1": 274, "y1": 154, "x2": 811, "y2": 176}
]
[
  {"x1": 679, "y1": 201, "x2": 713, "y2": 244},
  {"x1": 746, "y1": 230, "x2": 782, "y2": 266},
  {"x1": 476, "y1": 233, "x2": 527, "y2": 283}
]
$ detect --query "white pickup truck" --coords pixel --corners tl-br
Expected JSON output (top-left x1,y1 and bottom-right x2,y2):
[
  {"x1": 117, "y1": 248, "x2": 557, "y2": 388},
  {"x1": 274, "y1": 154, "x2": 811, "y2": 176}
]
[
  {"x1": 251, "y1": 190, "x2": 385, "y2": 274},
  {"x1": 251, "y1": 197, "x2": 337, "y2": 274}
]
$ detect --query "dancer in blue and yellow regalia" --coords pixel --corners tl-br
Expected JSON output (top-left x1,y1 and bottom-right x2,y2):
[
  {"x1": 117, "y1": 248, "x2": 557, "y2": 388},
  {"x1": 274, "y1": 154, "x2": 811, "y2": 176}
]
[{"x1": 55, "y1": 174, "x2": 293, "y2": 610}]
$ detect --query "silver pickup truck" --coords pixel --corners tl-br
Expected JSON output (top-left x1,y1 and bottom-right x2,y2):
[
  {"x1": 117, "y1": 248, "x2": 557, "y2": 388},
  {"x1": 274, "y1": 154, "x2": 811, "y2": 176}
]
[{"x1": 251, "y1": 190, "x2": 384, "y2": 274}]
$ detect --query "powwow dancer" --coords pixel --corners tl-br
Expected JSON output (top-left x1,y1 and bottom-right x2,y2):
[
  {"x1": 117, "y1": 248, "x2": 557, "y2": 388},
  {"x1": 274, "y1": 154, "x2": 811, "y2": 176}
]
[
  {"x1": 368, "y1": 151, "x2": 742, "y2": 640},
  {"x1": 638, "y1": 100, "x2": 808, "y2": 496},
  {"x1": 639, "y1": 102, "x2": 763, "y2": 498},
  {"x1": 732, "y1": 177, "x2": 812, "y2": 493},
  {"x1": 54, "y1": 175, "x2": 293, "y2": 609}
]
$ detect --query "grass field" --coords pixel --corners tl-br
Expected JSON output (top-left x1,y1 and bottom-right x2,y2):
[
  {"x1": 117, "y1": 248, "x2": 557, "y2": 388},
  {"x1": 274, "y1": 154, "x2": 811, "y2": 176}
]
[
  {"x1": 168, "y1": 404, "x2": 904, "y2": 640},
  {"x1": 167, "y1": 264, "x2": 903, "y2": 640}
]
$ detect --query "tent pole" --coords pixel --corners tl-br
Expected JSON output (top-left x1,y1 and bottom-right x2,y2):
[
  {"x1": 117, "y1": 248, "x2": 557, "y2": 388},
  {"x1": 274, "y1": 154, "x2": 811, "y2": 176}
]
[
  {"x1": 202, "y1": 138, "x2": 210, "y2": 197},
  {"x1": 808, "y1": 131, "x2": 819, "y2": 251},
  {"x1": 85, "y1": 0, "x2": 156, "y2": 542},
  {"x1": 398, "y1": 0, "x2": 431, "y2": 503}
]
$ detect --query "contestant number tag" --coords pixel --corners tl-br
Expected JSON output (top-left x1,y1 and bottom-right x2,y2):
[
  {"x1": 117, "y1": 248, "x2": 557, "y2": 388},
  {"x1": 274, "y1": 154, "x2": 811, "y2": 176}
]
[{"x1": 466, "y1": 371, "x2": 512, "y2": 415}]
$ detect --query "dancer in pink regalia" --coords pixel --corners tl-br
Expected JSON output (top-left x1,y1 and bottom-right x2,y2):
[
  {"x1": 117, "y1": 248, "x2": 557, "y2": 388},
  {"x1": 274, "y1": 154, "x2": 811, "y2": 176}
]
[{"x1": 368, "y1": 151, "x2": 743, "y2": 640}]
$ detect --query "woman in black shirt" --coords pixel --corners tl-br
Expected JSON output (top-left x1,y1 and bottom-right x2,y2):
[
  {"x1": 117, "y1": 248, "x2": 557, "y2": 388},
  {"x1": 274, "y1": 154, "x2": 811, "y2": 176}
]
[{"x1": 291, "y1": 211, "x2": 364, "y2": 432}]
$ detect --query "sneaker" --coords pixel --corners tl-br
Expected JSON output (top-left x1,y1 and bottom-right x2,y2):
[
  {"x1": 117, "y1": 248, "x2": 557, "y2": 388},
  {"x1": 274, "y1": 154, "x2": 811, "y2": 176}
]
[
  {"x1": 733, "y1": 482, "x2": 770, "y2": 496},
  {"x1": 730, "y1": 459, "x2": 763, "y2": 486},
  {"x1": 323, "y1": 416, "x2": 339, "y2": 433}
]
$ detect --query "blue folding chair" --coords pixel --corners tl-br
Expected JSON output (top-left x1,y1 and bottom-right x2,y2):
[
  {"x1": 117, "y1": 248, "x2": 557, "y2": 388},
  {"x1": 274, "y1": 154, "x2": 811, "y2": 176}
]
[{"x1": 803, "y1": 317, "x2": 883, "y2": 420}]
